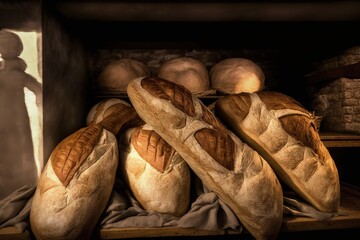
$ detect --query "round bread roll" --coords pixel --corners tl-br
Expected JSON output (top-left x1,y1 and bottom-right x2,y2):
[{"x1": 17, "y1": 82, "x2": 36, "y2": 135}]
[
  {"x1": 96, "y1": 58, "x2": 150, "y2": 93},
  {"x1": 119, "y1": 124, "x2": 191, "y2": 217},
  {"x1": 210, "y1": 58, "x2": 265, "y2": 94},
  {"x1": 157, "y1": 57, "x2": 210, "y2": 94}
]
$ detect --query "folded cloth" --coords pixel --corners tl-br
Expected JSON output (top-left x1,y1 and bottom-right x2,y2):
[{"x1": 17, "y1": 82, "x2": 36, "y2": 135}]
[
  {"x1": 101, "y1": 182, "x2": 241, "y2": 232},
  {"x1": 0, "y1": 185, "x2": 36, "y2": 232},
  {"x1": 283, "y1": 191, "x2": 346, "y2": 221}
]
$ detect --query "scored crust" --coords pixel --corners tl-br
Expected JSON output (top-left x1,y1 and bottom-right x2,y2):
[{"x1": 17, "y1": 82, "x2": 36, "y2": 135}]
[
  {"x1": 30, "y1": 128, "x2": 118, "y2": 240},
  {"x1": 51, "y1": 124, "x2": 103, "y2": 187},
  {"x1": 121, "y1": 124, "x2": 191, "y2": 217},
  {"x1": 131, "y1": 127, "x2": 174, "y2": 173},
  {"x1": 127, "y1": 76, "x2": 283, "y2": 240},
  {"x1": 215, "y1": 91, "x2": 340, "y2": 213}
]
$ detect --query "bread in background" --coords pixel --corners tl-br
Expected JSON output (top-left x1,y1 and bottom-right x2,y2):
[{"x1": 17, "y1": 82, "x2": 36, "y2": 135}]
[
  {"x1": 96, "y1": 58, "x2": 150, "y2": 93},
  {"x1": 210, "y1": 58, "x2": 265, "y2": 94},
  {"x1": 158, "y1": 57, "x2": 210, "y2": 95}
]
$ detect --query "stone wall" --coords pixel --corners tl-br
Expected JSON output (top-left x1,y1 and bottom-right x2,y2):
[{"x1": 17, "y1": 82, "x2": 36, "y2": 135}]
[{"x1": 311, "y1": 77, "x2": 360, "y2": 134}]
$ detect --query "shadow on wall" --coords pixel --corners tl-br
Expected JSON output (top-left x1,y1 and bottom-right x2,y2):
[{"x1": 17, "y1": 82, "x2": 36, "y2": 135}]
[{"x1": 0, "y1": 29, "x2": 42, "y2": 200}]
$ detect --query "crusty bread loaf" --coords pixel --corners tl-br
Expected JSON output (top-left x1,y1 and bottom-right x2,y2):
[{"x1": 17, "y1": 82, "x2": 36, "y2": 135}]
[
  {"x1": 96, "y1": 58, "x2": 150, "y2": 93},
  {"x1": 86, "y1": 98, "x2": 132, "y2": 125},
  {"x1": 86, "y1": 98, "x2": 144, "y2": 134},
  {"x1": 127, "y1": 76, "x2": 283, "y2": 240},
  {"x1": 119, "y1": 124, "x2": 191, "y2": 217},
  {"x1": 30, "y1": 101, "x2": 139, "y2": 240},
  {"x1": 30, "y1": 125, "x2": 118, "y2": 240},
  {"x1": 215, "y1": 91, "x2": 340, "y2": 213},
  {"x1": 210, "y1": 58, "x2": 265, "y2": 94},
  {"x1": 157, "y1": 57, "x2": 210, "y2": 94}
]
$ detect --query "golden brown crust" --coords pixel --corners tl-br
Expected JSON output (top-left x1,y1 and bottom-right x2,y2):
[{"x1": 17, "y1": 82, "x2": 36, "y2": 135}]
[
  {"x1": 51, "y1": 124, "x2": 103, "y2": 187},
  {"x1": 194, "y1": 128, "x2": 234, "y2": 171},
  {"x1": 257, "y1": 91, "x2": 307, "y2": 113},
  {"x1": 200, "y1": 104, "x2": 227, "y2": 132},
  {"x1": 157, "y1": 57, "x2": 210, "y2": 94},
  {"x1": 97, "y1": 58, "x2": 150, "y2": 93},
  {"x1": 215, "y1": 91, "x2": 339, "y2": 212},
  {"x1": 141, "y1": 76, "x2": 196, "y2": 117},
  {"x1": 131, "y1": 127, "x2": 174, "y2": 173},
  {"x1": 52, "y1": 101, "x2": 139, "y2": 187},
  {"x1": 218, "y1": 92, "x2": 323, "y2": 157},
  {"x1": 215, "y1": 93, "x2": 252, "y2": 123},
  {"x1": 257, "y1": 91, "x2": 324, "y2": 162},
  {"x1": 100, "y1": 103, "x2": 139, "y2": 135},
  {"x1": 142, "y1": 76, "x2": 234, "y2": 169},
  {"x1": 127, "y1": 77, "x2": 284, "y2": 239}
]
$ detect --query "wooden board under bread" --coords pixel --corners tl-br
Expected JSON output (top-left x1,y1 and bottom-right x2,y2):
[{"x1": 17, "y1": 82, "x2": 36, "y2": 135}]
[{"x1": 1, "y1": 185, "x2": 360, "y2": 239}]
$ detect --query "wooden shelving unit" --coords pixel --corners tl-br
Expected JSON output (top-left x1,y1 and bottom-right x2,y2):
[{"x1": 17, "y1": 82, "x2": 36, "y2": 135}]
[
  {"x1": 306, "y1": 62, "x2": 360, "y2": 85},
  {"x1": 98, "y1": 183, "x2": 360, "y2": 238},
  {"x1": 320, "y1": 132, "x2": 360, "y2": 148},
  {"x1": 1, "y1": 1, "x2": 359, "y2": 239},
  {"x1": 1, "y1": 183, "x2": 359, "y2": 240}
]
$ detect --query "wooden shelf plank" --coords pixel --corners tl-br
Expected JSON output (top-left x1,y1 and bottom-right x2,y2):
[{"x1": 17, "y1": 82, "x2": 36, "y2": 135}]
[
  {"x1": 323, "y1": 141, "x2": 360, "y2": 148},
  {"x1": 0, "y1": 227, "x2": 31, "y2": 240},
  {"x1": 320, "y1": 132, "x2": 360, "y2": 148},
  {"x1": 99, "y1": 184, "x2": 360, "y2": 239},
  {"x1": 306, "y1": 62, "x2": 360, "y2": 85},
  {"x1": 1, "y1": 185, "x2": 359, "y2": 239},
  {"x1": 100, "y1": 227, "x2": 240, "y2": 239},
  {"x1": 320, "y1": 132, "x2": 360, "y2": 140},
  {"x1": 283, "y1": 183, "x2": 360, "y2": 232},
  {"x1": 56, "y1": 1, "x2": 360, "y2": 22}
]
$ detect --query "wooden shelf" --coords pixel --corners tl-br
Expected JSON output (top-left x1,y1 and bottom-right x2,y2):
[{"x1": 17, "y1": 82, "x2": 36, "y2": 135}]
[
  {"x1": 320, "y1": 132, "x2": 360, "y2": 148},
  {"x1": 306, "y1": 62, "x2": 360, "y2": 85},
  {"x1": 2, "y1": 184, "x2": 359, "y2": 240},
  {"x1": 100, "y1": 183, "x2": 360, "y2": 238},
  {"x1": 100, "y1": 227, "x2": 240, "y2": 239},
  {"x1": 56, "y1": 1, "x2": 360, "y2": 22},
  {"x1": 282, "y1": 183, "x2": 360, "y2": 232},
  {"x1": 0, "y1": 227, "x2": 30, "y2": 240}
]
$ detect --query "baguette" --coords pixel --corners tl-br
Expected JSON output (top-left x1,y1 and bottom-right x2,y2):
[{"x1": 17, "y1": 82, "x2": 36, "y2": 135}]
[
  {"x1": 215, "y1": 91, "x2": 340, "y2": 213},
  {"x1": 127, "y1": 76, "x2": 283, "y2": 240}
]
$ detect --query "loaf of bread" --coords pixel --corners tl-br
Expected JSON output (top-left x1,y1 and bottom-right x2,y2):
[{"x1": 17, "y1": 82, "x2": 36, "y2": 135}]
[
  {"x1": 119, "y1": 124, "x2": 191, "y2": 217},
  {"x1": 30, "y1": 101, "x2": 138, "y2": 240},
  {"x1": 127, "y1": 76, "x2": 283, "y2": 240},
  {"x1": 96, "y1": 58, "x2": 150, "y2": 93},
  {"x1": 86, "y1": 98, "x2": 144, "y2": 132},
  {"x1": 157, "y1": 57, "x2": 210, "y2": 94},
  {"x1": 210, "y1": 58, "x2": 265, "y2": 94},
  {"x1": 215, "y1": 91, "x2": 340, "y2": 213}
]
